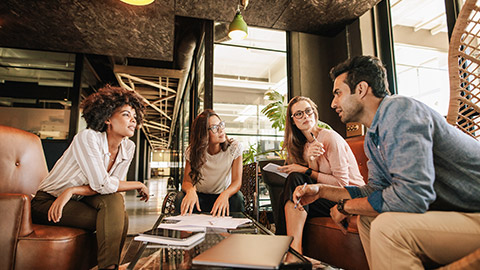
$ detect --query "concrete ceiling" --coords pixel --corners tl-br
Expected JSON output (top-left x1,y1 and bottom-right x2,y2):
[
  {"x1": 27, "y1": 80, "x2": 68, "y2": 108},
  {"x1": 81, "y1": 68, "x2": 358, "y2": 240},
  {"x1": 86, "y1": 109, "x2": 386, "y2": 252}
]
[
  {"x1": 0, "y1": 0, "x2": 381, "y2": 150},
  {"x1": 0, "y1": 0, "x2": 381, "y2": 61}
]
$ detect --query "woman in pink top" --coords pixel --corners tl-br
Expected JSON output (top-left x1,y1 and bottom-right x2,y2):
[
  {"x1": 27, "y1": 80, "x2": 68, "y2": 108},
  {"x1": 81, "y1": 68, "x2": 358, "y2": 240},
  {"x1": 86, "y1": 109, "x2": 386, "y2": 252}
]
[{"x1": 278, "y1": 96, "x2": 365, "y2": 254}]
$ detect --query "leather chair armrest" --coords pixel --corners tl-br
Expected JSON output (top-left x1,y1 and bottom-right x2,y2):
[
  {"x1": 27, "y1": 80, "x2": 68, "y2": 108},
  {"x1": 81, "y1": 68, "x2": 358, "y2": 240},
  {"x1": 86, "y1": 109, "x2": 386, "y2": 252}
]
[
  {"x1": 0, "y1": 193, "x2": 34, "y2": 270},
  {"x1": 0, "y1": 193, "x2": 34, "y2": 237}
]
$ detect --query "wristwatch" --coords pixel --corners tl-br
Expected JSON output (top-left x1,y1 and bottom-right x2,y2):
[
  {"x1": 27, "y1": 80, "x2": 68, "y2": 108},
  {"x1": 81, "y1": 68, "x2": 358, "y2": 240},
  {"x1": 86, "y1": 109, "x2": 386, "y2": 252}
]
[
  {"x1": 305, "y1": 168, "x2": 313, "y2": 176},
  {"x1": 337, "y1": 199, "x2": 350, "y2": 215}
]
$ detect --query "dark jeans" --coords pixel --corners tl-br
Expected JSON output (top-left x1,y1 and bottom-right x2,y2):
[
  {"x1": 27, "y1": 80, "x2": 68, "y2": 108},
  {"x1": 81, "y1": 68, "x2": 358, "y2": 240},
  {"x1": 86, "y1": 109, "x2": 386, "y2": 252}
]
[
  {"x1": 31, "y1": 191, "x2": 128, "y2": 268},
  {"x1": 174, "y1": 191, "x2": 245, "y2": 215},
  {"x1": 276, "y1": 172, "x2": 336, "y2": 235}
]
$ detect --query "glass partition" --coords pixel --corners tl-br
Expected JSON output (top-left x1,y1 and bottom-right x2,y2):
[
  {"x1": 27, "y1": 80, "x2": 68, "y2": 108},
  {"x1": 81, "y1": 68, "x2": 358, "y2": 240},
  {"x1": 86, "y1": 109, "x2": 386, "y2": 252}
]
[
  {"x1": 390, "y1": 0, "x2": 450, "y2": 115},
  {"x1": 0, "y1": 47, "x2": 76, "y2": 139},
  {"x1": 213, "y1": 26, "x2": 287, "y2": 158}
]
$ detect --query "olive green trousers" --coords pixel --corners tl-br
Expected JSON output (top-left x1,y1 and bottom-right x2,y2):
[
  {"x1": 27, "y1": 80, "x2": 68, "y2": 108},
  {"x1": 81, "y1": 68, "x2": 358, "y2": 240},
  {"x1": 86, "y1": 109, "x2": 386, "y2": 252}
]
[{"x1": 31, "y1": 191, "x2": 129, "y2": 268}]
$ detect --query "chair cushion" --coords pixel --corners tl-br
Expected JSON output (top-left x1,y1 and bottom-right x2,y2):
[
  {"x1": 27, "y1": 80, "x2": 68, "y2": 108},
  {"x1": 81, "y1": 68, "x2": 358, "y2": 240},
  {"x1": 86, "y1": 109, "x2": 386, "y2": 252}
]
[
  {"x1": 15, "y1": 224, "x2": 97, "y2": 270},
  {"x1": 304, "y1": 216, "x2": 369, "y2": 270},
  {"x1": 307, "y1": 215, "x2": 359, "y2": 234}
]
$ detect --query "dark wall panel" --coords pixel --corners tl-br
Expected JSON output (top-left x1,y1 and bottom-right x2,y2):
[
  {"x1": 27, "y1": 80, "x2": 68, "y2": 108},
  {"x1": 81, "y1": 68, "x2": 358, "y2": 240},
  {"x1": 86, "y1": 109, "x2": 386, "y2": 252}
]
[
  {"x1": 289, "y1": 30, "x2": 348, "y2": 137},
  {"x1": 42, "y1": 140, "x2": 69, "y2": 171}
]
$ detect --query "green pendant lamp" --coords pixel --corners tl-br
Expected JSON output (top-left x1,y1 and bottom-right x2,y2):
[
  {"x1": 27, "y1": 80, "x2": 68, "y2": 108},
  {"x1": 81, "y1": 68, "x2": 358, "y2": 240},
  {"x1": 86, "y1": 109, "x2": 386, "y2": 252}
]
[{"x1": 228, "y1": 9, "x2": 248, "y2": 40}]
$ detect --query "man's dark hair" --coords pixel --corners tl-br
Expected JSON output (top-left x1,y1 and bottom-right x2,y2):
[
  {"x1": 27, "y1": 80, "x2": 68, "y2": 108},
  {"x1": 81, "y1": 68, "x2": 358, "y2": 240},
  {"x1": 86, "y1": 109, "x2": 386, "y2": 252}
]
[
  {"x1": 329, "y1": 55, "x2": 390, "y2": 98},
  {"x1": 81, "y1": 85, "x2": 145, "y2": 132}
]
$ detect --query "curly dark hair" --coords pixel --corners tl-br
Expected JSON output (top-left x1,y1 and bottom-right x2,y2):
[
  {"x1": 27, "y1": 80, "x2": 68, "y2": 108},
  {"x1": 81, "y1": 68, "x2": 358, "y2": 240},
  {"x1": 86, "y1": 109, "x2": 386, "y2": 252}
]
[
  {"x1": 80, "y1": 85, "x2": 145, "y2": 132},
  {"x1": 188, "y1": 109, "x2": 232, "y2": 186},
  {"x1": 329, "y1": 55, "x2": 391, "y2": 98}
]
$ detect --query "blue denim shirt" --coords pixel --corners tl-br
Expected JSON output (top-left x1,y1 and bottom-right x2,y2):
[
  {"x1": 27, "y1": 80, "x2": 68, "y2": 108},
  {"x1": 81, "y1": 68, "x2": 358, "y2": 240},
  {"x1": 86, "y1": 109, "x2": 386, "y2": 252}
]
[{"x1": 345, "y1": 96, "x2": 480, "y2": 213}]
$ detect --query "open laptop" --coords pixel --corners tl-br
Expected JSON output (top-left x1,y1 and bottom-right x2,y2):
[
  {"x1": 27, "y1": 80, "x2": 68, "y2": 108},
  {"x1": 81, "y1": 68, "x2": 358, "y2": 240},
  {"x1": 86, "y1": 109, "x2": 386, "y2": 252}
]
[{"x1": 192, "y1": 234, "x2": 293, "y2": 269}]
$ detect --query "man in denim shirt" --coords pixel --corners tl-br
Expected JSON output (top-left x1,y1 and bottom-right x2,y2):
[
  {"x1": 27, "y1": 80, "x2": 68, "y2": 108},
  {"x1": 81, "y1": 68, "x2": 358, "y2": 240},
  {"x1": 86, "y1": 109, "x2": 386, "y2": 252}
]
[{"x1": 293, "y1": 55, "x2": 480, "y2": 269}]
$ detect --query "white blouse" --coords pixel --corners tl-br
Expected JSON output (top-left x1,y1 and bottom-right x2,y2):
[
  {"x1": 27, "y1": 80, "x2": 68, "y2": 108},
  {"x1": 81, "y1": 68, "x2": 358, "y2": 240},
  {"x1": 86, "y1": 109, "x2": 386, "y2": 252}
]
[
  {"x1": 37, "y1": 129, "x2": 135, "y2": 199},
  {"x1": 186, "y1": 140, "x2": 243, "y2": 194}
]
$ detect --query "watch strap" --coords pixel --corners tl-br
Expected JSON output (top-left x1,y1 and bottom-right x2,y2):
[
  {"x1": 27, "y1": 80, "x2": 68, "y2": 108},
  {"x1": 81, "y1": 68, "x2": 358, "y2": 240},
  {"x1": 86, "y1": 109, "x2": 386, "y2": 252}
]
[
  {"x1": 337, "y1": 199, "x2": 350, "y2": 215},
  {"x1": 305, "y1": 168, "x2": 313, "y2": 176}
]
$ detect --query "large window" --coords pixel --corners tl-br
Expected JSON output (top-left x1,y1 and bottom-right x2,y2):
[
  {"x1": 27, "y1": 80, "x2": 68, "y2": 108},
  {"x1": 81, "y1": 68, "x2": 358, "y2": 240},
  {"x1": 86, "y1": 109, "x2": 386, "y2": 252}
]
[
  {"x1": 213, "y1": 27, "x2": 287, "y2": 157},
  {"x1": 0, "y1": 47, "x2": 75, "y2": 139},
  {"x1": 390, "y1": 0, "x2": 451, "y2": 115}
]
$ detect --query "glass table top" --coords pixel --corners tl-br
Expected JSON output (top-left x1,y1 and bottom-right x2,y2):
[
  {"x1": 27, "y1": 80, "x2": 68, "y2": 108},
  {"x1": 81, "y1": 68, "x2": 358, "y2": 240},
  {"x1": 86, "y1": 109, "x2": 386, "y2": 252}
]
[{"x1": 124, "y1": 212, "x2": 312, "y2": 270}]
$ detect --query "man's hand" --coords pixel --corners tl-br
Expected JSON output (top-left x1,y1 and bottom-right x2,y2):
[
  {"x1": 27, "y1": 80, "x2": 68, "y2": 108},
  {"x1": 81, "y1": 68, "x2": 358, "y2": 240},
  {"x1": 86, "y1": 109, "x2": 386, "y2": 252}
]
[
  {"x1": 48, "y1": 188, "x2": 74, "y2": 223},
  {"x1": 278, "y1": 164, "x2": 307, "y2": 174},
  {"x1": 181, "y1": 190, "x2": 201, "y2": 215},
  {"x1": 330, "y1": 204, "x2": 349, "y2": 235},
  {"x1": 292, "y1": 183, "x2": 323, "y2": 211},
  {"x1": 211, "y1": 192, "x2": 230, "y2": 217},
  {"x1": 137, "y1": 184, "x2": 150, "y2": 202}
]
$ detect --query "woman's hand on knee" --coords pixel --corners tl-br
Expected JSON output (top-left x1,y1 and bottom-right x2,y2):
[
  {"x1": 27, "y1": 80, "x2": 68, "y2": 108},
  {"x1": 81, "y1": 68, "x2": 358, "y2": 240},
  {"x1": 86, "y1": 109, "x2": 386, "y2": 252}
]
[
  {"x1": 211, "y1": 192, "x2": 229, "y2": 217},
  {"x1": 48, "y1": 188, "x2": 73, "y2": 223},
  {"x1": 181, "y1": 190, "x2": 200, "y2": 215}
]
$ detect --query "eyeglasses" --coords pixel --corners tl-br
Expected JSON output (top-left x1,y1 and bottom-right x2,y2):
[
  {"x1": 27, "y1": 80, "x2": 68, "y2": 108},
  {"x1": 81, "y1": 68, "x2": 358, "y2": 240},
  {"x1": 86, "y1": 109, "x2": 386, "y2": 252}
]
[
  {"x1": 291, "y1": 107, "x2": 314, "y2": 119},
  {"x1": 208, "y1": 121, "x2": 226, "y2": 133}
]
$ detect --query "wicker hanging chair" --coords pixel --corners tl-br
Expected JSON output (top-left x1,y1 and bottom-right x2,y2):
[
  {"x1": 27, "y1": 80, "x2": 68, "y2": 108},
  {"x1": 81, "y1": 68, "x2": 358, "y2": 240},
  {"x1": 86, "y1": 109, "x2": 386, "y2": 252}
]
[
  {"x1": 447, "y1": 0, "x2": 480, "y2": 140},
  {"x1": 441, "y1": 1, "x2": 480, "y2": 268}
]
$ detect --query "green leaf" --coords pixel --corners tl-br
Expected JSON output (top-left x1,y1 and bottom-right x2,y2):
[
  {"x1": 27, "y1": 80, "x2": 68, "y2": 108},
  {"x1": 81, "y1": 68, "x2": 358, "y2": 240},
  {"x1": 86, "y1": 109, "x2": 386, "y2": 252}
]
[{"x1": 261, "y1": 90, "x2": 287, "y2": 131}]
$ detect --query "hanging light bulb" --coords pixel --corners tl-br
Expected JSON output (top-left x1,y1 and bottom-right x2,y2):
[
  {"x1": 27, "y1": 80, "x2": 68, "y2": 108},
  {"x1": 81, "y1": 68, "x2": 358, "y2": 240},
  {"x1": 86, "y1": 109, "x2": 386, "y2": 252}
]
[
  {"x1": 120, "y1": 0, "x2": 154, "y2": 6},
  {"x1": 228, "y1": 6, "x2": 248, "y2": 40}
]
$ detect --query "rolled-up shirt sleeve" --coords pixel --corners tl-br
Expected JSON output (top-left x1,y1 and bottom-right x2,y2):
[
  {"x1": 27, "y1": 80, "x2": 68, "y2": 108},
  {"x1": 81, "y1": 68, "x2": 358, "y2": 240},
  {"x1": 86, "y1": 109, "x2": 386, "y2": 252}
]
[
  {"x1": 361, "y1": 100, "x2": 437, "y2": 213},
  {"x1": 72, "y1": 131, "x2": 119, "y2": 194}
]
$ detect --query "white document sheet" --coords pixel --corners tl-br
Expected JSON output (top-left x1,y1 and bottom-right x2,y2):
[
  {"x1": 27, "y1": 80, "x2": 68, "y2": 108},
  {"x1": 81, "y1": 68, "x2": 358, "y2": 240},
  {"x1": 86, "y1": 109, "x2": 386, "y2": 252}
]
[
  {"x1": 262, "y1": 163, "x2": 288, "y2": 178},
  {"x1": 158, "y1": 214, "x2": 251, "y2": 230}
]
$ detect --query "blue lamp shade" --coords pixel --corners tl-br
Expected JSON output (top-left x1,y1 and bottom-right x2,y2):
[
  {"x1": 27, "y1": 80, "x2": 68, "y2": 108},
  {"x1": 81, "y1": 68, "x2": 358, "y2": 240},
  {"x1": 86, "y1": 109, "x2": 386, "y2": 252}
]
[{"x1": 228, "y1": 12, "x2": 248, "y2": 40}]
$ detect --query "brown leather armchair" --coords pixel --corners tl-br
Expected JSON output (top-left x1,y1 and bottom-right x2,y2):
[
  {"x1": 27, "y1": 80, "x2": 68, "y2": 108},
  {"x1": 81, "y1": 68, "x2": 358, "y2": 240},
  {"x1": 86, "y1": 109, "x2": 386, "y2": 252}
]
[
  {"x1": 0, "y1": 125, "x2": 97, "y2": 270},
  {"x1": 259, "y1": 136, "x2": 369, "y2": 269},
  {"x1": 303, "y1": 135, "x2": 369, "y2": 270}
]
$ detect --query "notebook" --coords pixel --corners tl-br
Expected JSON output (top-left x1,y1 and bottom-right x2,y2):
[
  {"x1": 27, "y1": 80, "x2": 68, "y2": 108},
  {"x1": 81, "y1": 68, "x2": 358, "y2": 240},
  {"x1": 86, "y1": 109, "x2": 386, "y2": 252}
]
[
  {"x1": 262, "y1": 163, "x2": 289, "y2": 178},
  {"x1": 192, "y1": 234, "x2": 293, "y2": 269},
  {"x1": 134, "y1": 228, "x2": 205, "y2": 247}
]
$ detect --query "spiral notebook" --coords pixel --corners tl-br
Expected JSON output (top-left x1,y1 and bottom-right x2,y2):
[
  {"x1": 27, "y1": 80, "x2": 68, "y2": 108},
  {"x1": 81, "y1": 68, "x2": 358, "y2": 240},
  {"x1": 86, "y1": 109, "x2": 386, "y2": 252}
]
[{"x1": 192, "y1": 234, "x2": 292, "y2": 269}]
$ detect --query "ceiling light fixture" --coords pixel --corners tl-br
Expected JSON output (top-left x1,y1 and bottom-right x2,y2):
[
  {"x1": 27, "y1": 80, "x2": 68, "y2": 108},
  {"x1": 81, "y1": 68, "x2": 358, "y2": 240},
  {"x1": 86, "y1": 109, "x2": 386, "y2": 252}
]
[
  {"x1": 120, "y1": 0, "x2": 155, "y2": 6},
  {"x1": 228, "y1": 0, "x2": 249, "y2": 40}
]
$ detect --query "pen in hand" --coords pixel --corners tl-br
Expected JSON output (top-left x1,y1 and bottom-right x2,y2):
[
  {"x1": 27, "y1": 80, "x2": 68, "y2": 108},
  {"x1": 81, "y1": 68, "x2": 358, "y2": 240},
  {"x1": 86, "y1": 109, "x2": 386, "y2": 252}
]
[
  {"x1": 294, "y1": 182, "x2": 307, "y2": 209},
  {"x1": 309, "y1": 132, "x2": 318, "y2": 161}
]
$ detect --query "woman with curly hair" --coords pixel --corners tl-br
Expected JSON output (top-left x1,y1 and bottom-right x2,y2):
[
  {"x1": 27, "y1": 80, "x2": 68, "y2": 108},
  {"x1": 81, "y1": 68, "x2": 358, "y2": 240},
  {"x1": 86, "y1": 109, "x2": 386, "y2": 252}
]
[
  {"x1": 31, "y1": 85, "x2": 149, "y2": 270},
  {"x1": 277, "y1": 96, "x2": 365, "y2": 254},
  {"x1": 174, "y1": 109, "x2": 244, "y2": 217}
]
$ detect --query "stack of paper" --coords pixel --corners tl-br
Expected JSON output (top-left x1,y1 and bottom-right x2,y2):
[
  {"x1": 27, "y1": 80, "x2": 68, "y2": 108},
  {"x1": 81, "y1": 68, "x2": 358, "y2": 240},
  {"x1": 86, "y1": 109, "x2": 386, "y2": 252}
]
[{"x1": 158, "y1": 214, "x2": 252, "y2": 230}]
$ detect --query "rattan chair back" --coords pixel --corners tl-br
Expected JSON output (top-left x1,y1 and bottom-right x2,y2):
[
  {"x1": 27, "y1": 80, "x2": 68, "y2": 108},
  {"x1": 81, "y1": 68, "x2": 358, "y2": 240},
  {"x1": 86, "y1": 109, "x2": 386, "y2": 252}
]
[{"x1": 448, "y1": 0, "x2": 480, "y2": 140}]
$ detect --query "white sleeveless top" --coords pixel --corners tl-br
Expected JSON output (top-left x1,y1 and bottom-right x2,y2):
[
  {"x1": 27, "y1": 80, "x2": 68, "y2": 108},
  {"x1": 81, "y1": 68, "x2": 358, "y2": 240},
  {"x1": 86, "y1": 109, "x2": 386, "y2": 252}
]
[{"x1": 186, "y1": 140, "x2": 243, "y2": 194}]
